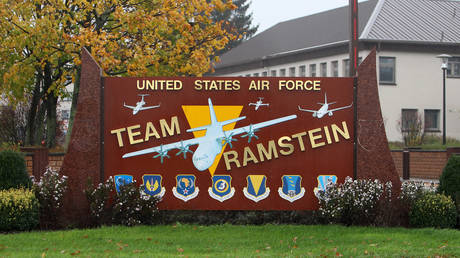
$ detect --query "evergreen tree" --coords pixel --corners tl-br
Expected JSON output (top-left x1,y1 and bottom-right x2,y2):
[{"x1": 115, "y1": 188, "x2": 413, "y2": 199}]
[{"x1": 213, "y1": 0, "x2": 259, "y2": 55}]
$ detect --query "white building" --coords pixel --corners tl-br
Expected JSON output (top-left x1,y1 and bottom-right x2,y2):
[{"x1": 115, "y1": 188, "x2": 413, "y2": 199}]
[{"x1": 212, "y1": 0, "x2": 460, "y2": 142}]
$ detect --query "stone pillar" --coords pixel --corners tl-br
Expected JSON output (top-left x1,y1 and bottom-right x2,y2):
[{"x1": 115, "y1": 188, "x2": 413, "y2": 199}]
[
  {"x1": 356, "y1": 49, "x2": 401, "y2": 191},
  {"x1": 59, "y1": 48, "x2": 103, "y2": 226}
]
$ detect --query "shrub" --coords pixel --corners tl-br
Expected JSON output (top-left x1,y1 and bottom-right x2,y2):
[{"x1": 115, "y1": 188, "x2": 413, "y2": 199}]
[
  {"x1": 85, "y1": 177, "x2": 114, "y2": 226},
  {"x1": 112, "y1": 182, "x2": 160, "y2": 226},
  {"x1": 0, "y1": 188, "x2": 39, "y2": 231},
  {"x1": 438, "y1": 155, "x2": 460, "y2": 202},
  {"x1": 399, "y1": 180, "x2": 434, "y2": 207},
  {"x1": 318, "y1": 177, "x2": 388, "y2": 225},
  {"x1": 409, "y1": 193, "x2": 457, "y2": 228},
  {"x1": 32, "y1": 167, "x2": 68, "y2": 229},
  {"x1": 0, "y1": 150, "x2": 31, "y2": 190}
]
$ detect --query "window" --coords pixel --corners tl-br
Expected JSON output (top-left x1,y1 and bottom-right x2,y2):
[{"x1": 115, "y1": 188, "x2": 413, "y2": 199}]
[
  {"x1": 253, "y1": 73, "x2": 259, "y2": 77},
  {"x1": 379, "y1": 57, "x2": 396, "y2": 84},
  {"x1": 309, "y1": 64, "x2": 316, "y2": 77},
  {"x1": 447, "y1": 57, "x2": 460, "y2": 78},
  {"x1": 299, "y1": 65, "x2": 306, "y2": 77},
  {"x1": 245, "y1": 74, "x2": 251, "y2": 77},
  {"x1": 320, "y1": 62, "x2": 327, "y2": 77},
  {"x1": 289, "y1": 67, "x2": 296, "y2": 77},
  {"x1": 424, "y1": 109, "x2": 440, "y2": 131},
  {"x1": 343, "y1": 59, "x2": 350, "y2": 77},
  {"x1": 401, "y1": 109, "x2": 418, "y2": 131},
  {"x1": 280, "y1": 68, "x2": 286, "y2": 76},
  {"x1": 331, "y1": 61, "x2": 338, "y2": 77},
  {"x1": 270, "y1": 70, "x2": 277, "y2": 77},
  {"x1": 262, "y1": 71, "x2": 268, "y2": 77}
]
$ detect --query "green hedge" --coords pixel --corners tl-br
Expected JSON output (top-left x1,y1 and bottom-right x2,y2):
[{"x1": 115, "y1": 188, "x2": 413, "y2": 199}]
[
  {"x1": 0, "y1": 150, "x2": 31, "y2": 190},
  {"x1": 438, "y1": 155, "x2": 460, "y2": 202},
  {"x1": 0, "y1": 188, "x2": 39, "y2": 231},
  {"x1": 409, "y1": 193, "x2": 457, "y2": 228}
]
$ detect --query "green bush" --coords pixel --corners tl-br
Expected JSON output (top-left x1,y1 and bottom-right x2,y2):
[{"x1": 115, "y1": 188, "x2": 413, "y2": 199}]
[
  {"x1": 0, "y1": 188, "x2": 39, "y2": 231},
  {"x1": 409, "y1": 193, "x2": 457, "y2": 228},
  {"x1": 0, "y1": 150, "x2": 31, "y2": 190},
  {"x1": 438, "y1": 155, "x2": 460, "y2": 202}
]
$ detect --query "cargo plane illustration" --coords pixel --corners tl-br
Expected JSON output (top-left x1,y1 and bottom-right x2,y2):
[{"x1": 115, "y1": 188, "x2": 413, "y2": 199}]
[
  {"x1": 249, "y1": 97, "x2": 269, "y2": 110},
  {"x1": 123, "y1": 98, "x2": 297, "y2": 171},
  {"x1": 124, "y1": 94, "x2": 161, "y2": 115},
  {"x1": 298, "y1": 93, "x2": 352, "y2": 118}
]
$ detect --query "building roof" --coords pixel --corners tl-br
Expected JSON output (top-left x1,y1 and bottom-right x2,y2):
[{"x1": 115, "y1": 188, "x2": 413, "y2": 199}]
[
  {"x1": 214, "y1": 0, "x2": 460, "y2": 71},
  {"x1": 363, "y1": 0, "x2": 460, "y2": 44}
]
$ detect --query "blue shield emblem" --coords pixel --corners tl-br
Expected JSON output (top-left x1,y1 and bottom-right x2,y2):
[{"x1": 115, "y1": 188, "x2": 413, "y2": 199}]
[
  {"x1": 278, "y1": 175, "x2": 305, "y2": 202},
  {"x1": 114, "y1": 175, "x2": 133, "y2": 193},
  {"x1": 142, "y1": 174, "x2": 165, "y2": 198},
  {"x1": 314, "y1": 175, "x2": 337, "y2": 200},
  {"x1": 173, "y1": 175, "x2": 199, "y2": 202},
  {"x1": 208, "y1": 175, "x2": 235, "y2": 202},
  {"x1": 243, "y1": 175, "x2": 270, "y2": 202}
]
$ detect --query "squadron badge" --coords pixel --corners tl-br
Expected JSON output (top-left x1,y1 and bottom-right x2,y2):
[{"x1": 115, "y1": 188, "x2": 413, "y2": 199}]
[
  {"x1": 278, "y1": 175, "x2": 305, "y2": 202},
  {"x1": 208, "y1": 175, "x2": 235, "y2": 202},
  {"x1": 243, "y1": 175, "x2": 270, "y2": 202},
  {"x1": 172, "y1": 175, "x2": 199, "y2": 202},
  {"x1": 313, "y1": 175, "x2": 337, "y2": 200},
  {"x1": 114, "y1": 174, "x2": 133, "y2": 193},
  {"x1": 142, "y1": 174, "x2": 165, "y2": 198}
]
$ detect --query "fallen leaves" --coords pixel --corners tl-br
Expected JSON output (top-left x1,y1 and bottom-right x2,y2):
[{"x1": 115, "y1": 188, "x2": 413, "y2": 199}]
[
  {"x1": 116, "y1": 242, "x2": 129, "y2": 250},
  {"x1": 70, "y1": 250, "x2": 80, "y2": 256}
]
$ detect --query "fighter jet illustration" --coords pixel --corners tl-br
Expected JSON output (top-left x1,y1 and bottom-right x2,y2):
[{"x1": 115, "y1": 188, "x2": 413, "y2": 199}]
[
  {"x1": 123, "y1": 94, "x2": 160, "y2": 115},
  {"x1": 298, "y1": 93, "x2": 352, "y2": 118},
  {"x1": 123, "y1": 98, "x2": 297, "y2": 171},
  {"x1": 248, "y1": 97, "x2": 269, "y2": 110}
]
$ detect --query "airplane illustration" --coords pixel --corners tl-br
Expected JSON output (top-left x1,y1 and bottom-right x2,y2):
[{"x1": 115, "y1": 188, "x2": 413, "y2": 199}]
[
  {"x1": 249, "y1": 97, "x2": 269, "y2": 110},
  {"x1": 123, "y1": 94, "x2": 160, "y2": 115},
  {"x1": 298, "y1": 93, "x2": 352, "y2": 118},
  {"x1": 123, "y1": 98, "x2": 297, "y2": 171}
]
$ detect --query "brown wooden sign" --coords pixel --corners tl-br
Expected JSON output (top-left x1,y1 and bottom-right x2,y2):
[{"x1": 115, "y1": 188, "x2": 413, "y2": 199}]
[{"x1": 103, "y1": 77, "x2": 354, "y2": 210}]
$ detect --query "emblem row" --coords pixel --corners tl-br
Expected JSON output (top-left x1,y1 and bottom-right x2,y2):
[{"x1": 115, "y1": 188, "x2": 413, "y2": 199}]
[{"x1": 114, "y1": 174, "x2": 338, "y2": 203}]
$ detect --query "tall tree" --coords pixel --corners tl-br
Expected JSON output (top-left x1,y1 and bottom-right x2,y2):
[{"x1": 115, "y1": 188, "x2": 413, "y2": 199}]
[
  {"x1": 212, "y1": 0, "x2": 258, "y2": 56},
  {"x1": 0, "y1": 0, "x2": 235, "y2": 148}
]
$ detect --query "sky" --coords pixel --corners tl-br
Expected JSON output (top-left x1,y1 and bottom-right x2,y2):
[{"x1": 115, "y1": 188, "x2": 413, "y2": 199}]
[{"x1": 248, "y1": 0, "x2": 364, "y2": 34}]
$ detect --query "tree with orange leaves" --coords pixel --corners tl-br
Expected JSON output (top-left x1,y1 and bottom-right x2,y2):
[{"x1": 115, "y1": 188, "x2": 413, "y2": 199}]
[{"x1": 0, "y1": 0, "x2": 235, "y2": 147}]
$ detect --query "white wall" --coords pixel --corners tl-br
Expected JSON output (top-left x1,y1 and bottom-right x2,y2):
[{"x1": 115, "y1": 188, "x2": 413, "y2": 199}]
[
  {"x1": 215, "y1": 49, "x2": 460, "y2": 142},
  {"x1": 222, "y1": 51, "x2": 370, "y2": 78},
  {"x1": 376, "y1": 50, "x2": 460, "y2": 141}
]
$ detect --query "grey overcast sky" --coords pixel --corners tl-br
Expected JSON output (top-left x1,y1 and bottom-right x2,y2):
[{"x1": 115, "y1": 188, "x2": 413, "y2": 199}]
[{"x1": 249, "y1": 0, "x2": 364, "y2": 34}]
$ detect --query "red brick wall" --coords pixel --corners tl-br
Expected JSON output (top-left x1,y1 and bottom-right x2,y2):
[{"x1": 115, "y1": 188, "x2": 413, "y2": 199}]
[
  {"x1": 24, "y1": 153, "x2": 65, "y2": 176},
  {"x1": 410, "y1": 151, "x2": 447, "y2": 179},
  {"x1": 48, "y1": 154, "x2": 65, "y2": 172},
  {"x1": 25, "y1": 155, "x2": 33, "y2": 175},
  {"x1": 391, "y1": 150, "x2": 447, "y2": 180}
]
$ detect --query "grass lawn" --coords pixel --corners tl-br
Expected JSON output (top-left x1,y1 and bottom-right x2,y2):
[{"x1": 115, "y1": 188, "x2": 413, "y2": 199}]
[
  {"x1": 0, "y1": 224, "x2": 459, "y2": 257},
  {"x1": 389, "y1": 136, "x2": 460, "y2": 150}
]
